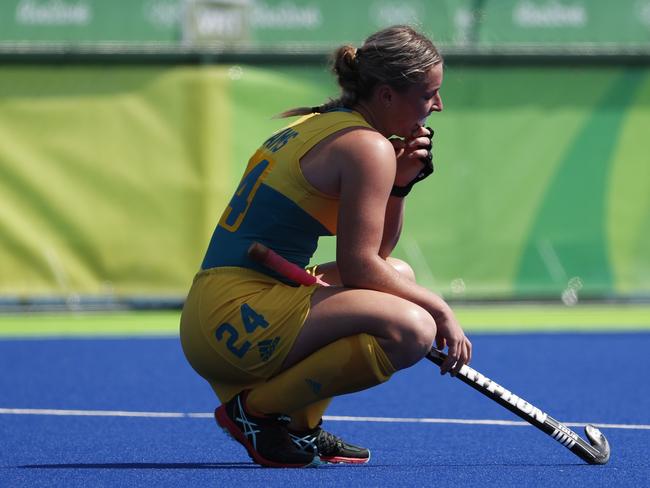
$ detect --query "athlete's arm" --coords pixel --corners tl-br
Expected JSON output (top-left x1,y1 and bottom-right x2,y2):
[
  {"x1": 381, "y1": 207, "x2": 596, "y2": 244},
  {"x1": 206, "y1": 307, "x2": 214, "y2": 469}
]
[
  {"x1": 378, "y1": 197, "x2": 404, "y2": 258},
  {"x1": 379, "y1": 126, "x2": 435, "y2": 257},
  {"x1": 332, "y1": 129, "x2": 471, "y2": 374}
]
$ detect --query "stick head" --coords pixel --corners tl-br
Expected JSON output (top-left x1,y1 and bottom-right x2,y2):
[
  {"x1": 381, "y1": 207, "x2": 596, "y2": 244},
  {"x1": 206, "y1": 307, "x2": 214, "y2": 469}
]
[{"x1": 584, "y1": 424, "x2": 610, "y2": 464}]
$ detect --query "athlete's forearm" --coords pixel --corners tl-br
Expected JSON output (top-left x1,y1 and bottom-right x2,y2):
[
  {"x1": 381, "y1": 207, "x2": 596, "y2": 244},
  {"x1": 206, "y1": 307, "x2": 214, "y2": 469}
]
[{"x1": 379, "y1": 196, "x2": 405, "y2": 258}]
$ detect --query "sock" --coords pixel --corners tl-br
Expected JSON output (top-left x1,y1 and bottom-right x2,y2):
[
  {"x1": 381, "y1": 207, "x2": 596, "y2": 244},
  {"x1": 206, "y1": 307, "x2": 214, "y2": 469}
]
[
  {"x1": 288, "y1": 398, "x2": 333, "y2": 431},
  {"x1": 246, "y1": 333, "x2": 395, "y2": 417}
]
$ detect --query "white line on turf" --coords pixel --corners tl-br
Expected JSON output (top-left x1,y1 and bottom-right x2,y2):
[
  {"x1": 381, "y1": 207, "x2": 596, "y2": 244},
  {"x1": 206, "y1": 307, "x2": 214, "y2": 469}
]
[
  {"x1": 0, "y1": 408, "x2": 648, "y2": 430},
  {"x1": 0, "y1": 408, "x2": 185, "y2": 418},
  {"x1": 323, "y1": 415, "x2": 650, "y2": 430}
]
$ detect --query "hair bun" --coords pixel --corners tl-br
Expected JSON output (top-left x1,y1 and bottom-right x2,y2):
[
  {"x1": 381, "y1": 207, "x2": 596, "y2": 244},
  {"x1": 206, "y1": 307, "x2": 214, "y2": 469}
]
[{"x1": 341, "y1": 45, "x2": 358, "y2": 70}]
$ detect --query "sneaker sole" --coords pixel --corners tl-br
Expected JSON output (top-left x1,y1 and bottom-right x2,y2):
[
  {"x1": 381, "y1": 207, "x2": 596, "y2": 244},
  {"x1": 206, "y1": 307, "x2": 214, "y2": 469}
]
[
  {"x1": 321, "y1": 453, "x2": 371, "y2": 465},
  {"x1": 214, "y1": 406, "x2": 322, "y2": 468}
]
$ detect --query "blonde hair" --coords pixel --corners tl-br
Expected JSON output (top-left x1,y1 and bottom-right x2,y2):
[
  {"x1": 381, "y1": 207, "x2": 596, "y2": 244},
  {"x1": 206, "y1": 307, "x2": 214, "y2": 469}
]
[{"x1": 278, "y1": 25, "x2": 442, "y2": 118}]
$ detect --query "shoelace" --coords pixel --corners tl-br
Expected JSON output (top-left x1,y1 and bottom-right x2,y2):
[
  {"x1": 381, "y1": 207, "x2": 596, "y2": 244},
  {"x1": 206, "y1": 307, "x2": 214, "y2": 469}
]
[
  {"x1": 315, "y1": 429, "x2": 343, "y2": 455},
  {"x1": 290, "y1": 428, "x2": 343, "y2": 455}
]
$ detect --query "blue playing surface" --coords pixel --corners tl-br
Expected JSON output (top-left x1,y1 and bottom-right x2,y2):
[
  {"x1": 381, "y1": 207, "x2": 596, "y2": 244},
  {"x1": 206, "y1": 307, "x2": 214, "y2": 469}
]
[{"x1": 1, "y1": 332, "x2": 648, "y2": 487}]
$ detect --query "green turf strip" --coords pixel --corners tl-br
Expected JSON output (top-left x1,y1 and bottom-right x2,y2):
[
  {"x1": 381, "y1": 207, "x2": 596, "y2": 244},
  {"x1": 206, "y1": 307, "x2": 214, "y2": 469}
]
[
  {"x1": 455, "y1": 304, "x2": 650, "y2": 332},
  {"x1": 0, "y1": 311, "x2": 181, "y2": 337},
  {"x1": 0, "y1": 305, "x2": 648, "y2": 338}
]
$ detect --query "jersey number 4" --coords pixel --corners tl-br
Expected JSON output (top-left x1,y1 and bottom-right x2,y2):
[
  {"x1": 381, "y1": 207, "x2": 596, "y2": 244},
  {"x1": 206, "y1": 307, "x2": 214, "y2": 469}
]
[{"x1": 219, "y1": 158, "x2": 270, "y2": 232}]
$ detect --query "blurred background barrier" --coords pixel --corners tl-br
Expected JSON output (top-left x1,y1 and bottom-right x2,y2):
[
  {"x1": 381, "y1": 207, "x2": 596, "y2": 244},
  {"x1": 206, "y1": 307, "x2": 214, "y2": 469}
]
[
  {"x1": 0, "y1": 67, "x2": 233, "y2": 305},
  {"x1": 0, "y1": 0, "x2": 649, "y2": 307},
  {"x1": 1, "y1": 0, "x2": 650, "y2": 51}
]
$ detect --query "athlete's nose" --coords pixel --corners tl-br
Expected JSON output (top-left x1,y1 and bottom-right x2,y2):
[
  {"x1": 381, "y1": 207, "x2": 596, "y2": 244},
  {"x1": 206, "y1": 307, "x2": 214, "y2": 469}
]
[{"x1": 431, "y1": 93, "x2": 443, "y2": 113}]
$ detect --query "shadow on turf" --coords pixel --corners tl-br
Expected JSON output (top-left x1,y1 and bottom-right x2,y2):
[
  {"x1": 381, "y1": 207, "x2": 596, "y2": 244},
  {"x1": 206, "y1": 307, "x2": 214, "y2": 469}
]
[
  {"x1": 19, "y1": 462, "x2": 587, "y2": 470},
  {"x1": 19, "y1": 463, "x2": 260, "y2": 470}
]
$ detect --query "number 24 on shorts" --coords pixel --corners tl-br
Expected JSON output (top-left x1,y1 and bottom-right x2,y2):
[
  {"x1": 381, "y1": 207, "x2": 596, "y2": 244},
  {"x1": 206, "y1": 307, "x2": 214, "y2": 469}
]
[{"x1": 215, "y1": 304, "x2": 269, "y2": 359}]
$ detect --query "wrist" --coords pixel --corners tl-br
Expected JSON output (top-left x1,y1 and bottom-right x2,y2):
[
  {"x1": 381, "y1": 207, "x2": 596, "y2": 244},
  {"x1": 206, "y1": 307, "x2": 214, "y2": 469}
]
[
  {"x1": 393, "y1": 173, "x2": 417, "y2": 187},
  {"x1": 390, "y1": 184, "x2": 412, "y2": 197},
  {"x1": 430, "y1": 302, "x2": 455, "y2": 323}
]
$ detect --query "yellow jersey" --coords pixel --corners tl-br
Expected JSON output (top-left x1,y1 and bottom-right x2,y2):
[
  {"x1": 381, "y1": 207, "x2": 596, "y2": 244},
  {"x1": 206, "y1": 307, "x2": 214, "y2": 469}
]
[{"x1": 200, "y1": 109, "x2": 372, "y2": 282}]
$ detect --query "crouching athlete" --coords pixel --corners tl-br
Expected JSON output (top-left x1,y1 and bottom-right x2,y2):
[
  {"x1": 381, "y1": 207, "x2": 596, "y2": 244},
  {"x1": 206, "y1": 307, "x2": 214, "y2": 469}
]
[{"x1": 180, "y1": 25, "x2": 472, "y2": 468}]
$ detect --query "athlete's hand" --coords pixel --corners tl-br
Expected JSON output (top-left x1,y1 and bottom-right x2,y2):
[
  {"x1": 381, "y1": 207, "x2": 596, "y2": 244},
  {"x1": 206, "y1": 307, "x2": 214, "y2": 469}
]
[
  {"x1": 390, "y1": 126, "x2": 433, "y2": 187},
  {"x1": 435, "y1": 312, "x2": 472, "y2": 376}
]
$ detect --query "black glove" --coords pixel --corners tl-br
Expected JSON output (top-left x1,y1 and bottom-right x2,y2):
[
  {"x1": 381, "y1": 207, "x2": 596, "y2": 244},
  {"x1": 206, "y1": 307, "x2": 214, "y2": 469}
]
[{"x1": 391, "y1": 127, "x2": 435, "y2": 197}]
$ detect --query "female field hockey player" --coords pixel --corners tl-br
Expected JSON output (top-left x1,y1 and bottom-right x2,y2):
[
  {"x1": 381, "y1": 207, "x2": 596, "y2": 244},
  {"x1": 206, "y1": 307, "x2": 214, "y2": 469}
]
[{"x1": 180, "y1": 25, "x2": 472, "y2": 468}]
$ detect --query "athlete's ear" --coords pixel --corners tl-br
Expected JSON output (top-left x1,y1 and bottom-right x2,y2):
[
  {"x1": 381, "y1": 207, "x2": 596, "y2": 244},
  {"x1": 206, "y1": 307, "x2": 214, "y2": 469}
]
[{"x1": 376, "y1": 84, "x2": 393, "y2": 108}]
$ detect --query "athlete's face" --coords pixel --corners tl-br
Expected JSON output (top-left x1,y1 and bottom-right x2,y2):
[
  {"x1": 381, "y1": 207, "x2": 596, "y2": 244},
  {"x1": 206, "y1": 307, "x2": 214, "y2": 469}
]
[{"x1": 386, "y1": 64, "x2": 443, "y2": 137}]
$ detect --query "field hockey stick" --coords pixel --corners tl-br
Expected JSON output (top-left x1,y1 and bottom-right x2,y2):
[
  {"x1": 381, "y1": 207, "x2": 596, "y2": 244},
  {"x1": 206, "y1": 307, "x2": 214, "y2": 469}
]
[
  {"x1": 425, "y1": 349, "x2": 610, "y2": 464},
  {"x1": 247, "y1": 242, "x2": 611, "y2": 465},
  {"x1": 248, "y1": 242, "x2": 328, "y2": 286}
]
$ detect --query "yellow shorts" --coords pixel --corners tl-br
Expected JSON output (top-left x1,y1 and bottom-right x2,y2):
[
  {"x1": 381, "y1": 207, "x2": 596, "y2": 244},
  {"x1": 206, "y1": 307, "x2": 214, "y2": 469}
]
[{"x1": 179, "y1": 266, "x2": 320, "y2": 403}]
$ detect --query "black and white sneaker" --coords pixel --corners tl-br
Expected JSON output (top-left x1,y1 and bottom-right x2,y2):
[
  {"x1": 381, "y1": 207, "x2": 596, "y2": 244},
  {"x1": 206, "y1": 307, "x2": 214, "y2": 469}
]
[
  {"x1": 215, "y1": 392, "x2": 322, "y2": 468},
  {"x1": 289, "y1": 421, "x2": 370, "y2": 464}
]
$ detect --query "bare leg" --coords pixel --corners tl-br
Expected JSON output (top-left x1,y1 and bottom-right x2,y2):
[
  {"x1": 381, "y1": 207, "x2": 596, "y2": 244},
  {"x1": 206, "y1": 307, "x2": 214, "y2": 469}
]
[
  {"x1": 274, "y1": 256, "x2": 432, "y2": 431},
  {"x1": 284, "y1": 287, "x2": 436, "y2": 371},
  {"x1": 280, "y1": 257, "x2": 433, "y2": 372}
]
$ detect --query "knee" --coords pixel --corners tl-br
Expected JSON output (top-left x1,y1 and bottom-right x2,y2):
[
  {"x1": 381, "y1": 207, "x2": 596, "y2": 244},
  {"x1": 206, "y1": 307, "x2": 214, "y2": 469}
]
[
  {"x1": 385, "y1": 305, "x2": 436, "y2": 369},
  {"x1": 402, "y1": 306, "x2": 436, "y2": 350},
  {"x1": 388, "y1": 257, "x2": 416, "y2": 282}
]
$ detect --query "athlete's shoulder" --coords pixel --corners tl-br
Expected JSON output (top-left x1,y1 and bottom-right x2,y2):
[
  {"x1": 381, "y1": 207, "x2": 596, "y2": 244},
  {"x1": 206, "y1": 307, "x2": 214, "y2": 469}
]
[
  {"x1": 330, "y1": 125, "x2": 395, "y2": 165},
  {"x1": 288, "y1": 109, "x2": 370, "y2": 132}
]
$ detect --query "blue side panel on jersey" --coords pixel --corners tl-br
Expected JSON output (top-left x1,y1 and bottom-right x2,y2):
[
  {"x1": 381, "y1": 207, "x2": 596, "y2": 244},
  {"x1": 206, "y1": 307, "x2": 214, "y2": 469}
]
[{"x1": 201, "y1": 183, "x2": 332, "y2": 284}]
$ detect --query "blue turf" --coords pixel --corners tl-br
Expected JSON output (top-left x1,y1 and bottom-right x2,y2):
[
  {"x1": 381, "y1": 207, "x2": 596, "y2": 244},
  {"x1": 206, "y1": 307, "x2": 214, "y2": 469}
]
[{"x1": 0, "y1": 332, "x2": 648, "y2": 487}]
